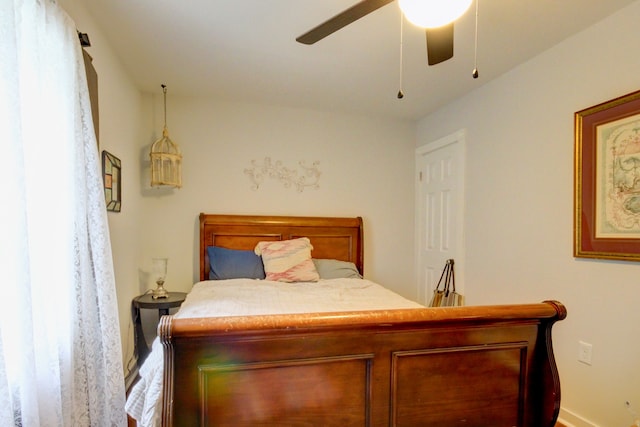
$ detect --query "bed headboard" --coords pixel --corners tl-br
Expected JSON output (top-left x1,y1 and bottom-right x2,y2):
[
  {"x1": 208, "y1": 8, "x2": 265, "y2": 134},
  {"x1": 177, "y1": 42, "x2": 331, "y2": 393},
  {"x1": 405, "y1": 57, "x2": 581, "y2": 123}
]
[{"x1": 199, "y1": 214, "x2": 364, "y2": 281}]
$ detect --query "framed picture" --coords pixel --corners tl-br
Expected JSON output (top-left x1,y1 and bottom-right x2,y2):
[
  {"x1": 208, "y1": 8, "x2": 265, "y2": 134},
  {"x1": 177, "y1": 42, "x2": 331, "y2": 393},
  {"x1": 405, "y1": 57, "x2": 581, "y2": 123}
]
[
  {"x1": 102, "y1": 150, "x2": 121, "y2": 212},
  {"x1": 574, "y1": 89, "x2": 640, "y2": 261}
]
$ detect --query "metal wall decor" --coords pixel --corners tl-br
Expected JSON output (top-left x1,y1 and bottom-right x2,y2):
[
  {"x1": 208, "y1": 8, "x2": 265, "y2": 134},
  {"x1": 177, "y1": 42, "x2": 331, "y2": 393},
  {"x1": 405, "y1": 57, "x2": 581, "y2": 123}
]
[
  {"x1": 102, "y1": 150, "x2": 121, "y2": 212},
  {"x1": 245, "y1": 157, "x2": 320, "y2": 192}
]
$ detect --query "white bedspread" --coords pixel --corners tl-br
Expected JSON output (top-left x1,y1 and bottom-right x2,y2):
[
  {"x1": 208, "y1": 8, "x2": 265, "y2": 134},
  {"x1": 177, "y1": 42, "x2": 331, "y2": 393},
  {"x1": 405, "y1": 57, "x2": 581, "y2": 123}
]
[{"x1": 125, "y1": 278, "x2": 422, "y2": 426}]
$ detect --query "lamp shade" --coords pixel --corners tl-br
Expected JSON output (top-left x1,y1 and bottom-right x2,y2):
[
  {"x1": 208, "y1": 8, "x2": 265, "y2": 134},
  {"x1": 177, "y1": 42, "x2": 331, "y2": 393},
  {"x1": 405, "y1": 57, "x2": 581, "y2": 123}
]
[
  {"x1": 151, "y1": 258, "x2": 168, "y2": 283},
  {"x1": 398, "y1": 0, "x2": 472, "y2": 28}
]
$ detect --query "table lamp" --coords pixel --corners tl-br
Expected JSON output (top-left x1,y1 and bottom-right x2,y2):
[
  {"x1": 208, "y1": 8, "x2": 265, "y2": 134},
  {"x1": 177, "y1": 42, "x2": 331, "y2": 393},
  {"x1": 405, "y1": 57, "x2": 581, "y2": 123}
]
[{"x1": 151, "y1": 257, "x2": 169, "y2": 299}]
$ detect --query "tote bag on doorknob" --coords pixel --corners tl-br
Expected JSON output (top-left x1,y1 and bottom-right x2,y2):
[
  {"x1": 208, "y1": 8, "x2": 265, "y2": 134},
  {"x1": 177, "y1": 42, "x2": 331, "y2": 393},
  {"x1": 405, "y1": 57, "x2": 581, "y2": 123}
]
[{"x1": 429, "y1": 259, "x2": 464, "y2": 307}]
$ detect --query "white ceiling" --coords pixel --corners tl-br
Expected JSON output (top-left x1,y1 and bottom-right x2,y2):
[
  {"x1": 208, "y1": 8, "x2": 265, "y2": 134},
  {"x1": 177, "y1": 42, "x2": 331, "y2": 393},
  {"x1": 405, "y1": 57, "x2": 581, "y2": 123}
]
[{"x1": 81, "y1": 0, "x2": 635, "y2": 121}]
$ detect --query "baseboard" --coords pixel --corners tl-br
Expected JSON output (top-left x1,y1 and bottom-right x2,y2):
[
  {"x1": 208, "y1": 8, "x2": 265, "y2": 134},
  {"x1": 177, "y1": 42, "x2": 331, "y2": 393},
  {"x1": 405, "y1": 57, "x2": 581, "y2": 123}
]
[{"x1": 558, "y1": 407, "x2": 600, "y2": 427}]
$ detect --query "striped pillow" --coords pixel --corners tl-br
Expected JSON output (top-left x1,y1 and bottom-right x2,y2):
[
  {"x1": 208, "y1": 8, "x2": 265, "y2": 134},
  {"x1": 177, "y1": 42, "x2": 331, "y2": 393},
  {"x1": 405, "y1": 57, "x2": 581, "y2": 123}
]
[{"x1": 254, "y1": 238, "x2": 319, "y2": 282}]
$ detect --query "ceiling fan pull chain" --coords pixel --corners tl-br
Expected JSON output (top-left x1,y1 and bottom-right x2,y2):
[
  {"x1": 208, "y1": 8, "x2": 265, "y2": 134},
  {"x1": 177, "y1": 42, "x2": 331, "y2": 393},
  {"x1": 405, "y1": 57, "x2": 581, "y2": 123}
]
[
  {"x1": 472, "y1": 0, "x2": 480, "y2": 79},
  {"x1": 397, "y1": 12, "x2": 404, "y2": 99}
]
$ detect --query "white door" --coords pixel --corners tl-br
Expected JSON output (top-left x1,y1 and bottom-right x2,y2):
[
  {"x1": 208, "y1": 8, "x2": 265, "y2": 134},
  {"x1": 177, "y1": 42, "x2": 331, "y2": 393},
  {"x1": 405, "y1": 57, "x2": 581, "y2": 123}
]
[{"x1": 415, "y1": 130, "x2": 465, "y2": 305}]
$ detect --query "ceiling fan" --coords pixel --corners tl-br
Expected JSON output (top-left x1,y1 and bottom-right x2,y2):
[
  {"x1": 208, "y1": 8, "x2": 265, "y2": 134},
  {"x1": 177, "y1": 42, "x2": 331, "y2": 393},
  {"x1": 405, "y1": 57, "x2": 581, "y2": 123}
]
[{"x1": 296, "y1": 0, "x2": 470, "y2": 66}]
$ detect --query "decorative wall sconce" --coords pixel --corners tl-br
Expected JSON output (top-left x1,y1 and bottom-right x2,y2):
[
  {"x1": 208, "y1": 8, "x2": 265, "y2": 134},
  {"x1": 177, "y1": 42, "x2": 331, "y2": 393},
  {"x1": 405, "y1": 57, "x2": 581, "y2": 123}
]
[{"x1": 150, "y1": 84, "x2": 182, "y2": 188}]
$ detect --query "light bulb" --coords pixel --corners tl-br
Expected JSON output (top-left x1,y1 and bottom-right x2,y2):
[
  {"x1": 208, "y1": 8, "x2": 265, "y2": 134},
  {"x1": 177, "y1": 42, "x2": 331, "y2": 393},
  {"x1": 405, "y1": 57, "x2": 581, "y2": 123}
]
[{"x1": 398, "y1": 0, "x2": 473, "y2": 28}]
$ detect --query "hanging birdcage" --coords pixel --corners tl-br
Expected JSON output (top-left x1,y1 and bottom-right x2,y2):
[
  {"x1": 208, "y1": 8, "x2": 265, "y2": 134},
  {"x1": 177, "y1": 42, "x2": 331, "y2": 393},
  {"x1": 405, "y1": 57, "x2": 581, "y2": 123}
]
[{"x1": 150, "y1": 84, "x2": 182, "y2": 188}]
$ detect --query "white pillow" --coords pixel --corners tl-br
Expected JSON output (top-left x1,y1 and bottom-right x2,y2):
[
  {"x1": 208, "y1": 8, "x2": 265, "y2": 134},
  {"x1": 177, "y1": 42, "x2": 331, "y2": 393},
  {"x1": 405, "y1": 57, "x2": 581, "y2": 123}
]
[{"x1": 254, "y1": 238, "x2": 319, "y2": 282}]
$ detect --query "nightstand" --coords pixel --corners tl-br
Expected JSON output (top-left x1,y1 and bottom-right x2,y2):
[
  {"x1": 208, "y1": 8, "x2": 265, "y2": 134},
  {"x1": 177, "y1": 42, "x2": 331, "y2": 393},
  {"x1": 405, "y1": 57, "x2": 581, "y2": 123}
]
[{"x1": 132, "y1": 291, "x2": 187, "y2": 366}]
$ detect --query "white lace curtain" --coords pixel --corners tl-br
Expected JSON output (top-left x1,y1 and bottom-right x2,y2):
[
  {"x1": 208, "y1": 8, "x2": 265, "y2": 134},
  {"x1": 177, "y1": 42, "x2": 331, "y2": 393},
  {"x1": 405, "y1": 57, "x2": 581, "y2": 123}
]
[{"x1": 0, "y1": 0, "x2": 126, "y2": 425}]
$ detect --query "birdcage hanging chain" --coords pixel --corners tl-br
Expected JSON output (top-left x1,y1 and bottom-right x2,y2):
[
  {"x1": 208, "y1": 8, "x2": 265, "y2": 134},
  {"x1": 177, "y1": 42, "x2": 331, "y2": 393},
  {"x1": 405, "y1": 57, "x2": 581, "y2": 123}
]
[{"x1": 161, "y1": 84, "x2": 168, "y2": 129}]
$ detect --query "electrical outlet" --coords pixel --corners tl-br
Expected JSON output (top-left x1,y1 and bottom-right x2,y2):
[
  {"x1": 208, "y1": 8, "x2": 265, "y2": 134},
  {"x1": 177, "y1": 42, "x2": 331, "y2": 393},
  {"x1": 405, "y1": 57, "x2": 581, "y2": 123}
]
[{"x1": 578, "y1": 341, "x2": 593, "y2": 365}]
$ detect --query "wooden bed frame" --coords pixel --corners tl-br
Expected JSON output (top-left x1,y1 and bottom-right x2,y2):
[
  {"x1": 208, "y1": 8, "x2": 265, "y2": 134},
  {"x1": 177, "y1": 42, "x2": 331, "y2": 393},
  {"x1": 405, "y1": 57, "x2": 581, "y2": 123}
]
[
  {"x1": 199, "y1": 214, "x2": 364, "y2": 280},
  {"x1": 158, "y1": 214, "x2": 566, "y2": 426}
]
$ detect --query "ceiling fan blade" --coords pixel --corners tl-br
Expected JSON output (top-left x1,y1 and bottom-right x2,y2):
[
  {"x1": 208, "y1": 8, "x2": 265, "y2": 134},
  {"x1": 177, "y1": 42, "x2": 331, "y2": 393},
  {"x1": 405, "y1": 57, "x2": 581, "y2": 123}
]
[
  {"x1": 426, "y1": 23, "x2": 454, "y2": 65},
  {"x1": 296, "y1": 0, "x2": 395, "y2": 45}
]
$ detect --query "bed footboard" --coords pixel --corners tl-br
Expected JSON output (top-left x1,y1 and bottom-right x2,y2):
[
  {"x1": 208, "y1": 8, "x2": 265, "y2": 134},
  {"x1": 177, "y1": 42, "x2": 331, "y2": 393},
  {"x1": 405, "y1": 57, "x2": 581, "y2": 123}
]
[{"x1": 160, "y1": 301, "x2": 566, "y2": 427}]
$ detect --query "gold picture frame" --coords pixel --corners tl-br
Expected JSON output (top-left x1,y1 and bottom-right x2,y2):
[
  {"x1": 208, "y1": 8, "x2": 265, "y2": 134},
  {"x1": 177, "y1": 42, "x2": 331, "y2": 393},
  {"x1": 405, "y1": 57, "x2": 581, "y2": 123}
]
[
  {"x1": 574, "y1": 89, "x2": 640, "y2": 261},
  {"x1": 102, "y1": 150, "x2": 121, "y2": 212}
]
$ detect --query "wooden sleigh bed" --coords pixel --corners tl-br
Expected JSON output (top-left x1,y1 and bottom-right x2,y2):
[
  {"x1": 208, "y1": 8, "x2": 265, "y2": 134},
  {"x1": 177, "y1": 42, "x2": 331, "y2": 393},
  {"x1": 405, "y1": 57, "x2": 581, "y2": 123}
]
[{"x1": 154, "y1": 213, "x2": 566, "y2": 426}]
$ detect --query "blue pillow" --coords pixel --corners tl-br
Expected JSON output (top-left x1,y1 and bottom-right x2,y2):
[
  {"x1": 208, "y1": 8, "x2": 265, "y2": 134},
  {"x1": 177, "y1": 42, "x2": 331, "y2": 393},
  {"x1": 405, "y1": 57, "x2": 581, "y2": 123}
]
[{"x1": 207, "y1": 246, "x2": 266, "y2": 280}]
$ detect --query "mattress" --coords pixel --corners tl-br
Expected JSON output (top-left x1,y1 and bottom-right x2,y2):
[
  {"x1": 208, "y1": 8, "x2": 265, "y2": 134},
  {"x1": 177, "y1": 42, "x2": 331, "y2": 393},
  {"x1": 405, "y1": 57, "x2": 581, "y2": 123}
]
[{"x1": 125, "y1": 278, "x2": 423, "y2": 426}]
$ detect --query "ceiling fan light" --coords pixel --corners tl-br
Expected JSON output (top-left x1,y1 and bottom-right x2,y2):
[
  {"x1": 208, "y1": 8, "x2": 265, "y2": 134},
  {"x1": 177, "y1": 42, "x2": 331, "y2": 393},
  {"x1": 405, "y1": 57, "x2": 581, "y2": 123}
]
[{"x1": 398, "y1": 0, "x2": 473, "y2": 28}]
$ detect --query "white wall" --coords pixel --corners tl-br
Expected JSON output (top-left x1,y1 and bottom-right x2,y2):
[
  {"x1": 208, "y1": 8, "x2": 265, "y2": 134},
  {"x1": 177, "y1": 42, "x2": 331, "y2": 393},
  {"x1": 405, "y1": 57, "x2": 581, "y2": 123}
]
[
  {"x1": 63, "y1": 2, "x2": 640, "y2": 424},
  {"x1": 137, "y1": 96, "x2": 417, "y2": 298},
  {"x1": 62, "y1": 0, "x2": 416, "y2": 384},
  {"x1": 416, "y1": 2, "x2": 640, "y2": 425},
  {"x1": 59, "y1": 0, "x2": 145, "y2": 380}
]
